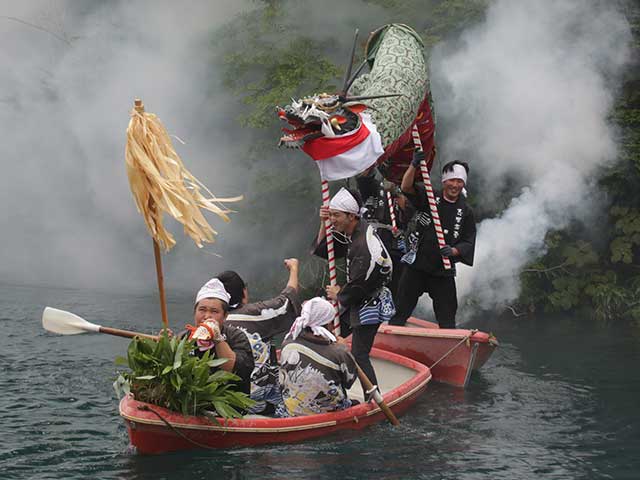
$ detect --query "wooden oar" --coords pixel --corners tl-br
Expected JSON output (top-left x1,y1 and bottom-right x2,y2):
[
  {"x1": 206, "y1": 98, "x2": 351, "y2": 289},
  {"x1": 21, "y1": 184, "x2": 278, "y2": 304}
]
[
  {"x1": 43, "y1": 308, "x2": 399, "y2": 424},
  {"x1": 349, "y1": 353, "x2": 400, "y2": 426},
  {"x1": 42, "y1": 307, "x2": 159, "y2": 341}
]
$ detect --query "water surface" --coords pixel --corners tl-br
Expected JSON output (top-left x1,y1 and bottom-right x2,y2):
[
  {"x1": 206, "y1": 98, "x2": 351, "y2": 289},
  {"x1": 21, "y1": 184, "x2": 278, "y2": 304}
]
[{"x1": 1, "y1": 283, "x2": 639, "y2": 479}]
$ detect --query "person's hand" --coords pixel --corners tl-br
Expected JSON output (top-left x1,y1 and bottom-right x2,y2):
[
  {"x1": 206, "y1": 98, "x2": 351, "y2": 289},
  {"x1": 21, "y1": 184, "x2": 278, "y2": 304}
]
[
  {"x1": 319, "y1": 205, "x2": 330, "y2": 221},
  {"x1": 191, "y1": 320, "x2": 224, "y2": 342},
  {"x1": 284, "y1": 258, "x2": 299, "y2": 272},
  {"x1": 439, "y1": 245, "x2": 454, "y2": 257},
  {"x1": 411, "y1": 149, "x2": 426, "y2": 168},
  {"x1": 335, "y1": 335, "x2": 348, "y2": 345},
  {"x1": 159, "y1": 327, "x2": 174, "y2": 337},
  {"x1": 325, "y1": 284, "x2": 341, "y2": 301}
]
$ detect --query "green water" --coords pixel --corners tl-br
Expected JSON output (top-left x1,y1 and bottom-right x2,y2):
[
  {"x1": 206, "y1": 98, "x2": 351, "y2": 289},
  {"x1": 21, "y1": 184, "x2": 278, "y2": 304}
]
[{"x1": 1, "y1": 283, "x2": 639, "y2": 479}]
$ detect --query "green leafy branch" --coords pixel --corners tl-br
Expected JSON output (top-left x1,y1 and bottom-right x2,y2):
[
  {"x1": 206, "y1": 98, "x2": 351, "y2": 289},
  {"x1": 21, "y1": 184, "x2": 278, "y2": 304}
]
[{"x1": 113, "y1": 333, "x2": 254, "y2": 419}]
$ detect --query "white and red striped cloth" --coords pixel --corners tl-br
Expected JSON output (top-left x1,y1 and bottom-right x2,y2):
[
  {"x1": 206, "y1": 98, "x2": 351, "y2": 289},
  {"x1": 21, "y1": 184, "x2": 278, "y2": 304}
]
[{"x1": 302, "y1": 113, "x2": 384, "y2": 181}]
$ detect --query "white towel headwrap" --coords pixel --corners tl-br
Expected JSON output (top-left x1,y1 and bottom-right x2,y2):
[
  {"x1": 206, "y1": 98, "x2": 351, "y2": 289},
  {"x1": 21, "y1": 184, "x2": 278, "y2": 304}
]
[
  {"x1": 441, "y1": 164, "x2": 467, "y2": 185},
  {"x1": 329, "y1": 187, "x2": 363, "y2": 216},
  {"x1": 195, "y1": 278, "x2": 231, "y2": 305},
  {"x1": 285, "y1": 297, "x2": 337, "y2": 343}
]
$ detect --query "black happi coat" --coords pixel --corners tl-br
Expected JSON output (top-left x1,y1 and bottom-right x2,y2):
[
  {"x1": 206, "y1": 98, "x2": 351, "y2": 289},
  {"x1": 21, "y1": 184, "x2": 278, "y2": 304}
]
[
  {"x1": 225, "y1": 287, "x2": 302, "y2": 414},
  {"x1": 185, "y1": 323, "x2": 254, "y2": 395},
  {"x1": 313, "y1": 219, "x2": 392, "y2": 327},
  {"x1": 226, "y1": 286, "x2": 301, "y2": 341},
  {"x1": 405, "y1": 184, "x2": 476, "y2": 277}
]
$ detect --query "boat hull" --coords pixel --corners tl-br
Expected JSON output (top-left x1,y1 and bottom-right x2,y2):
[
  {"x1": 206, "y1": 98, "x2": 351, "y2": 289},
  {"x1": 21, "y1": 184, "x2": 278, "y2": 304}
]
[
  {"x1": 373, "y1": 317, "x2": 498, "y2": 388},
  {"x1": 120, "y1": 347, "x2": 430, "y2": 454}
]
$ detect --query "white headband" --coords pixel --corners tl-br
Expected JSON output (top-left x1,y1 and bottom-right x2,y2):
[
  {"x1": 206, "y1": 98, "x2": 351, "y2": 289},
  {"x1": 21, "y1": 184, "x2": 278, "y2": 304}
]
[
  {"x1": 442, "y1": 164, "x2": 468, "y2": 185},
  {"x1": 285, "y1": 297, "x2": 337, "y2": 343},
  {"x1": 329, "y1": 187, "x2": 362, "y2": 216},
  {"x1": 195, "y1": 278, "x2": 231, "y2": 305}
]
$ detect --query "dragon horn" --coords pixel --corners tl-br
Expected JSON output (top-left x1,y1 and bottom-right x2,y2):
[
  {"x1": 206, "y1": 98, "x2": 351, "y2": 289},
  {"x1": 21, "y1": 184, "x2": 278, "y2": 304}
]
[
  {"x1": 341, "y1": 28, "x2": 359, "y2": 96},
  {"x1": 344, "y1": 59, "x2": 369, "y2": 94},
  {"x1": 343, "y1": 93, "x2": 403, "y2": 102}
]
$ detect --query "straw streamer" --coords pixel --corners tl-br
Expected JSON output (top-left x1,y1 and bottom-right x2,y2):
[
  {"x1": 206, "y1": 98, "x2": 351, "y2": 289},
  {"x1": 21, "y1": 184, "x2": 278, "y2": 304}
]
[{"x1": 125, "y1": 100, "x2": 242, "y2": 251}]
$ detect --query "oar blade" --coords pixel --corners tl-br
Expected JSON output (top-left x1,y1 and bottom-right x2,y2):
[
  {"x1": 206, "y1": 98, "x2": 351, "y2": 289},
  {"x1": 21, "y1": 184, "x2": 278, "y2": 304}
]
[{"x1": 42, "y1": 307, "x2": 101, "y2": 335}]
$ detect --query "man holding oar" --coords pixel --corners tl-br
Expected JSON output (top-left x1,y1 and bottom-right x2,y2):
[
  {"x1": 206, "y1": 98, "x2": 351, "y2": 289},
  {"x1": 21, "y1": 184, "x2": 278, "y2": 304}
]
[
  {"x1": 312, "y1": 187, "x2": 394, "y2": 390},
  {"x1": 187, "y1": 278, "x2": 254, "y2": 394}
]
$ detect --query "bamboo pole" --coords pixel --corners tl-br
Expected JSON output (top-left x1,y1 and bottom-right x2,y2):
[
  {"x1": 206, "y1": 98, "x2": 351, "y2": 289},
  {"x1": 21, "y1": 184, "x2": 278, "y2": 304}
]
[
  {"x1": 321, "y1": 180, "x2": 341, "y2": 335},
  {"x1": 134, "y1": 99, "x2": 169, "y2": 329},
  {"x1": 411, "y1": 125, "x2": 451, "y2": 270}
]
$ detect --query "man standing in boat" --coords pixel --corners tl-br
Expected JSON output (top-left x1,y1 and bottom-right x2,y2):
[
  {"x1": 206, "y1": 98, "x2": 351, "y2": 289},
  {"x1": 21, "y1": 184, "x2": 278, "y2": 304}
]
[
  {"x1": 356, "y1": 166, "x2": 414, "y2": 299},
  {"x1": 390, "y1": 151, "x2": 476, "y2": 329},
  {"x1": 313, "y1": 187, "x2": 394, "y2": 389}
]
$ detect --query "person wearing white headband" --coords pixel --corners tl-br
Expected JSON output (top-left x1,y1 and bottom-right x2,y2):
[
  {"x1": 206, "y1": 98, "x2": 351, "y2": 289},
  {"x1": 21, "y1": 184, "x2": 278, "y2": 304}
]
[
  {"x1": 391, "y1": 151, "x2": 477, "y2": 329},
  {"x1": 279, "y1": 298, "x2": 357, "y2": 416},
  {"x1": 313, "y1": 187, "x2": 393, "y2": 389},
  {"x1": 186, "y1": 278, "x2": 254, "y2": 394}
]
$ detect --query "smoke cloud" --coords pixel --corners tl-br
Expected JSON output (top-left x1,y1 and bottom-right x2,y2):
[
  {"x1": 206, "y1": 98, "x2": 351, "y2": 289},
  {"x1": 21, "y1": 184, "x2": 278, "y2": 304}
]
[
  {"x1": 429, "y1": 0, "x2": 631, "y2": 317},
  {"x1": 0, "y1": 0, "x2": 255, "y2": 294},
  {"x1": 0, "y1": 0, "x2": 632, "y2": 316}
]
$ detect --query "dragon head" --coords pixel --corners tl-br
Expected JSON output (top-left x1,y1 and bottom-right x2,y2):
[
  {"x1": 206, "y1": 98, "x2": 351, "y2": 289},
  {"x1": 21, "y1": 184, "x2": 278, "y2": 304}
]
[
  {"x1": 277, "y1": 93, "x2": 363, "y2": 149},
  {"x1": 277, "y1": 92, "x2": 402, "y2": 149}
]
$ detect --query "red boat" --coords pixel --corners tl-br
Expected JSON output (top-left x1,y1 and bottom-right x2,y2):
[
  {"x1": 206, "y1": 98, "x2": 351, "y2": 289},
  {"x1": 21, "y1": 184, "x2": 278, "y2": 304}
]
[
  {"x1": 119, "y1": 347, "x2": 431, "y2": 454},
  {"x1": 373, "y1": 317, "x2": 498, "y2": 388}
]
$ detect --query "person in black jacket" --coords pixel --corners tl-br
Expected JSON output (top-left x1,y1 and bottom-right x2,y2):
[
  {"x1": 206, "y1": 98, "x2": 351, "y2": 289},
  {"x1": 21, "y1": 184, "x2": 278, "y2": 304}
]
[
  {"x1": 216, "y1": 260, "x2": 301, "y2": 415},
  {"x1": 356, "y1": 167, "x2": 414, "y2": 299},
  {"x1": 187, "y1": 278, "x2": 255, "y2": 394},
  {"x1": 312, "y1": 187, "x2": 393, "y2": 388},
  {"x1": 390, "y1": 151, "x2": 476, "y2": 329}
]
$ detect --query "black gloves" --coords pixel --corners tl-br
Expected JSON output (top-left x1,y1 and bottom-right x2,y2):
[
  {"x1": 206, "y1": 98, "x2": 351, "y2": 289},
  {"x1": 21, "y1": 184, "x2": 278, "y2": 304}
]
[
  {"x1": 411, "y1": 149, "x2": 425, "y2": 168},
  {"x1": 439, "y1": 245, "x2": 454, "y2": 257}
]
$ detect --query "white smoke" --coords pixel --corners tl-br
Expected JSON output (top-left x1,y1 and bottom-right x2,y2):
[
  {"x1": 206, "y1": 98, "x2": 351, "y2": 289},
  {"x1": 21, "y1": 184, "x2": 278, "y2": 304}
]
[
  {"x1": 429, "y1": 0, "x2": 631, "y2": 316},
  {"x1": 0, "y1": 0, "x2": 254, "y2": 293}
]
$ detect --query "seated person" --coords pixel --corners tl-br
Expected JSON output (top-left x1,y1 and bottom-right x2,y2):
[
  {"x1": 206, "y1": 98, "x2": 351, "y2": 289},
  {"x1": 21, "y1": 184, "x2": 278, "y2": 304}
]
[
  {"x1": 279, "y1": 297, "x2": 358, "y2": 417},
  {"x1": 187, "y1": 278, "x2": 255, "y2": 394},
  {"x1": 217, "y1": 259, "x2": 302, "y2": 415}
]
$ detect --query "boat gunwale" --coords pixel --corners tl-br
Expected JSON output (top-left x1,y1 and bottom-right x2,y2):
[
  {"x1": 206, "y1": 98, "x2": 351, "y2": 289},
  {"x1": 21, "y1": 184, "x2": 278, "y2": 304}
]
[
  {"x1": 119, "y1": 347, "x2": 430, "y2": 434},
  {"x1": 379, "y1": 320, "x2": 498, "y2": 345}
]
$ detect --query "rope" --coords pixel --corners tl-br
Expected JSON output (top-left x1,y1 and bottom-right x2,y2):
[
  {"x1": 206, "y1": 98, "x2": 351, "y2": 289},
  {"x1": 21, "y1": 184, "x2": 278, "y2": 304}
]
[
  {"x1": 136, "y1": 404, "x2": 221, "y2": 450},
  {"x1": 321, "y1": 179, "x2": 341, "y2": 335},
  {"x1": 428, "y1": 329, "x2": 478, "y2": 370},
  {"x1": 410, "y1": 125, "x2": 451, "y2": 270}
]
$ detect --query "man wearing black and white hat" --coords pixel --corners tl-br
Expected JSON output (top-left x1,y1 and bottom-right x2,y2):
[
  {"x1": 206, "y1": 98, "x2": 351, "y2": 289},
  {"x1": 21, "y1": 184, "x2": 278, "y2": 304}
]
[
  {"x1": 390, "y1": 151, "x2": 477, "y2": 329},
  {"x1": 187, "y1": 278, "x2": 254, "y2": 394},
  {"x1": 312, "y1": 187, "x2": 394, "y2": 388}
]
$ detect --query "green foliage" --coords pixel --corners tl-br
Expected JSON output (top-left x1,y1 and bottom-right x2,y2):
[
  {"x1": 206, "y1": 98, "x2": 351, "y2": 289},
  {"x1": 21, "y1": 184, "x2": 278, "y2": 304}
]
[
  {"x1": 519, "y1": 229, "x2": 640, "y2": 322},
  {"x1": 363, "y1": 0, "x2": 488, "y2": 48},
  {"x1": 517, "y1": 2, "x2": 640, "y2": 323},
  {"x1": 610, "y1": 206, "x2": 640, "y2": 263},
  {"x1": 114, "y1": 334, "x2": 254, "y2": 419},
  {"x1": 219, "y1": 19, "x2": 340, "y2": 128}
]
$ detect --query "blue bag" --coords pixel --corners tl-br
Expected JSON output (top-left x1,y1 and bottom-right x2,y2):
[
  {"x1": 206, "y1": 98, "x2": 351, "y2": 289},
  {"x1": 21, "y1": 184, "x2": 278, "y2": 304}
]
[{"x1": 359, "y1": 287, "x2": 396, "y2": 325}]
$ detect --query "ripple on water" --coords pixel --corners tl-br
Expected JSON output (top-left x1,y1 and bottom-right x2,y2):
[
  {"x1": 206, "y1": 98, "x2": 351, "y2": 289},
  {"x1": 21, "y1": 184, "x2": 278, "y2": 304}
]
[{"x1": 2, "y1": 286, "x2": 640, "y2": 479}]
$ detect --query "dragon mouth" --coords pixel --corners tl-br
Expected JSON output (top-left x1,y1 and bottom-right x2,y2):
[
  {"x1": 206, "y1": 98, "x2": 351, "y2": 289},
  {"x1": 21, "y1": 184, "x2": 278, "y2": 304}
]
[{"x1": 277, "y1": 108, "x2": 323, "y2": 148}]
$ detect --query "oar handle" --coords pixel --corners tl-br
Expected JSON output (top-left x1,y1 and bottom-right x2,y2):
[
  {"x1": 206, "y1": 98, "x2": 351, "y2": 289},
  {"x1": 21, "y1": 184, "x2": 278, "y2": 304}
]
[
  {"x1": 353, "y1": 362, "x2": 399, "y2": 426},
  {"x1": 98, "y1": 326, "x2": 159, "y2": 341}
]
